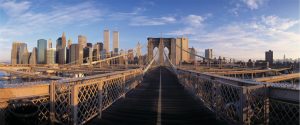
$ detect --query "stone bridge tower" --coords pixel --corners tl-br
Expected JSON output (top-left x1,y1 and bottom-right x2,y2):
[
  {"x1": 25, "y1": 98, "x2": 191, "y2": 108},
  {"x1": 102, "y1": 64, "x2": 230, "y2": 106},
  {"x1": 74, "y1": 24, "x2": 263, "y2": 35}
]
[{"x1": 147, "y1": 37, "x2": 189, "y2": 65}]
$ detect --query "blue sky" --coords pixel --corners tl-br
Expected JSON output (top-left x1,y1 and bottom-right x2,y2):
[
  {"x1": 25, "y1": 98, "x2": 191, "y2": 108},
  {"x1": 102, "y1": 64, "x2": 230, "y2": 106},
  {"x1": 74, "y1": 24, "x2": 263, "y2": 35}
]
[{"x1": 0, "y1": 0, "x2": 299, "y2": 62}]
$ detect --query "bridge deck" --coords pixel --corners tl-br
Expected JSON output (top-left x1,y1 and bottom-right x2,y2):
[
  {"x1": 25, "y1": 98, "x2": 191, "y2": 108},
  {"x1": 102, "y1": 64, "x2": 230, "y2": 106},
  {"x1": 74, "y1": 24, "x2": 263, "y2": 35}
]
[{"x1": 88, "y1": 67, "x2": 226, "y2": 125}]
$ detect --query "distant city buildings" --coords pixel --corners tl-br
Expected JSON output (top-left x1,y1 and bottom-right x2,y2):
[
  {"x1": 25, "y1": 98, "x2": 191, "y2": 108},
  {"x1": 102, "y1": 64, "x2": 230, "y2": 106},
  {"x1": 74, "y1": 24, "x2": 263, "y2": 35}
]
[
  {"x1": 265, "y1": 50, "x2": 273, "y2": 65},
  {"x1": 37, "y1": 39, "x2": 47, "y2": 64},
  {"x1": 9, "y1": 29, "x2": 142, "y2": 66}
]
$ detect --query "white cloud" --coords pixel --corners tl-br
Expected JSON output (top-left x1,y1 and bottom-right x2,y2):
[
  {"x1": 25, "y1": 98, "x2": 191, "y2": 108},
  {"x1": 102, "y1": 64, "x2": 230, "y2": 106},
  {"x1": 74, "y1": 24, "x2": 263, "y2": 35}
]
[
  {"x1": 130, "y1": 16, "x2": 176, "y2": 26},
  {"x1": 0, "y1": 0, "x2": 31, "y2": 17},
  {"x1": 0, "y1": 1, "x2": 103, "y2": 38},
  {"x1": 109, "y1": 7, "x2": 146, "y2": 20},
  {"x1": 183, "y1": 15, "x2": 205, "y2": 27},
  {"x1": 167, "y1": 14, "x2": 206, "y2": 36},
  {"x1": 242, "y1": 0, "x2": 265, "y2": 10},
  {"x1": 174, "y1": 15, "x2": 300, "y2": 60},
  {"x1": 261, "y1": 15, "x2": 300, "y2": 30}
]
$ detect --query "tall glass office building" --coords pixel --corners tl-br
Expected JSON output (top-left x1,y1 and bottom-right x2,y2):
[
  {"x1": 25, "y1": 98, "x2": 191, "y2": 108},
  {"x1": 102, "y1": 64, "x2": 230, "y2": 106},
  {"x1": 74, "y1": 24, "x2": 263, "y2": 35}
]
[{"x1": 37, "y1": 39, "x2": 47, "y2": 64}]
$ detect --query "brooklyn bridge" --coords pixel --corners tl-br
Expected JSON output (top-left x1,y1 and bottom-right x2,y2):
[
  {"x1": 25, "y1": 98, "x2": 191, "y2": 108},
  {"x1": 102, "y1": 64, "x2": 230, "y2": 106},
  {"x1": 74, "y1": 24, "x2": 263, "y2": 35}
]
[{"x1": 0, "y1": 38, "x2": 299, "y2": 125}]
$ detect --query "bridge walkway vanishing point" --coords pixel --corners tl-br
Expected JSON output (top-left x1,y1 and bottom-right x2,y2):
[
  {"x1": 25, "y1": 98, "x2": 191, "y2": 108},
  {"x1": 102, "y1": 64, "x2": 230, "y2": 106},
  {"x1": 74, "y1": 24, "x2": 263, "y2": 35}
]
[{"x1": 89, "y1": 67, "x2": 227, "y2": 125}]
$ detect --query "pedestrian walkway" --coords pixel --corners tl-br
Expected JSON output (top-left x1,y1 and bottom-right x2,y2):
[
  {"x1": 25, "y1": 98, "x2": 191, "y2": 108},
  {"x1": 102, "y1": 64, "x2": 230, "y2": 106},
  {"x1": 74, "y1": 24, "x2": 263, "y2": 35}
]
[{"x1": 89, "y1": 67, "x2": 226, "y2": 125}]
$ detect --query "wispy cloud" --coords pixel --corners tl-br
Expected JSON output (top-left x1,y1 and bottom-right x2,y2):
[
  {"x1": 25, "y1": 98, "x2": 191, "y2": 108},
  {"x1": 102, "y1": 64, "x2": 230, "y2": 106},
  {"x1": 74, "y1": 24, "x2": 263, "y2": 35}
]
[
  {"x1": 129, "y1": 16, "x2": 176, "y2": 26},
  {"x1": 229, "y1": 3, "x2": 241, "y2": 16},
  {"x1": 261, "y1": 15, "x2": 300, "y2": 30},
  {"x1": 167, "y1": 14, "x2": 209, "y2": 36},
  {"x1": 109, "y1": 7, "x2": 146, "y2": 20},
  {"x1": 189, "y1": 15, "x2": 300, "y2": 60},
  {"x1": 242, "y1": 0, "x2": 266, "y2": 10},
  {"x1": 0, "y1": 0, "x2": 31, "y2": 17}
]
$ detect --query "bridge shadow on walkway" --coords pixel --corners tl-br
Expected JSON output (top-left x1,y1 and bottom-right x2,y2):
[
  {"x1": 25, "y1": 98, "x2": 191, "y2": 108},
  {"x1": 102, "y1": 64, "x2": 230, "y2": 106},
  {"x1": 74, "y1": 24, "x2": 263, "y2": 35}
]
[{"x1": 88, "y1": 67, "x2": 227, "y2": 125}]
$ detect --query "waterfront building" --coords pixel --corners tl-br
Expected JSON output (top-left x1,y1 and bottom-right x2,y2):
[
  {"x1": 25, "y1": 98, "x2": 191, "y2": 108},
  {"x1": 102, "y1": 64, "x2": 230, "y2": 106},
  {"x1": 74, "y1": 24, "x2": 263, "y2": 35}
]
[{"x1": 11, "y1": 42, "x2": 28, "y2": 65}]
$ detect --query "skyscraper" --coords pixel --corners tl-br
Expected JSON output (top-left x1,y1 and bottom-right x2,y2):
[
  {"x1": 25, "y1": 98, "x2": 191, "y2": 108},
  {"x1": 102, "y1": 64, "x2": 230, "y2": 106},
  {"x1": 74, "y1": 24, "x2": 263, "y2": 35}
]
[
  {"x1": 78, "y1": 35, "x2": 87, "y2": 48},
  {"x1": 29, "y1": 47, "x2": 37, "y2": 65},
  {"x1": 93, "y1": 42, "x2": 103, "y2": 61},
  {"x1": 70, "y1": 44, "x2": 83, "y2": 65},
  {"x1": 83, "y1": 46, "x2": 93, "y2": 63},
  {"x1": 265, "y1": 50, "x2": 273, "y2": 65},
  {"x1": 48, "y1": 39, "x2": 52, "y2": 48},
  {"x1": 205, "y1": 49, "x2": 213, "y2": 59},
  {"x1": 11, "y1": 42, "x2": 27, "y2": 65},
  {"x1": 189, "y1": 47, "x2": 196, "y2": 62},
  {"x1": 136, "y1": 42, "x2": 141, "y2": 57},
  {"x1": 47, "y1": 48, "x2": 56, "y2": 64},
  {"x1": 68, "y1": 38, "x2": 72, "y2": 48},
  {"x1": 21, "y1": 50, "x2": 29, "y2": 64},
  {"x1": 58, "y1": 47, "x2": 67, "y2": 64},
  {"x1": 37, "y1": 39, "x2": 47, "y2": 64},
  {"x1": 56, "y1": 37, "x2": 62, "y2": 49},
  {"x1": 104, "y1": 29, "x2": 110, "y2": 53},
  {"x1": 62, "y1": 32, "x2": 67, "y2": 48},
  {"x1": 113, "y1": 31, "x2": 119, "y2": 54}
]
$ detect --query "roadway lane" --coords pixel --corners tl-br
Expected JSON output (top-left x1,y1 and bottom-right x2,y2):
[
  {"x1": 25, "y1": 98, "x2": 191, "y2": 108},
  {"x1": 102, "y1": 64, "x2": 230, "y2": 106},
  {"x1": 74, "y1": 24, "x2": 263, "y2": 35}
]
[{"x1": 88, "y1": 67, "x2": 226, "y2": 125}]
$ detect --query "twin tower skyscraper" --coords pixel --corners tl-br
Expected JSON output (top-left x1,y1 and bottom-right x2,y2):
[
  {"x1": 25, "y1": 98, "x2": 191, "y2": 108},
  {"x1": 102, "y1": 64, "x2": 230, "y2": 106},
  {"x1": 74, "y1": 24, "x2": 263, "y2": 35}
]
[{"x1": 104, "y1": 29, "x2": 119, "y2": 54}]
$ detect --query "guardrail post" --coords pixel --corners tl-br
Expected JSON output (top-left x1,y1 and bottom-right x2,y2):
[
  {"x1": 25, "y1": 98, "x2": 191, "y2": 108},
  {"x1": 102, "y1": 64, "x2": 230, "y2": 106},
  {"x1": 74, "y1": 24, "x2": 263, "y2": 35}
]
[
  {"x1": 71, "y1": 85, "x2": 79, "y2": 125},
  {"x1": 123, "y1": 74, "x2": 126, "y2": 98},
  {"x1": 98, "y1": 81, "x2": 103, "y2": 119},
  {"x1": 240, "y1": 86, "x2": 250, "y2": 125},
  {"x1": 264, "y1": 84, "x2": 270, "y2": 125},
  {"x1": 50, "y1": 81, "x2": 56, "y2": 124}
]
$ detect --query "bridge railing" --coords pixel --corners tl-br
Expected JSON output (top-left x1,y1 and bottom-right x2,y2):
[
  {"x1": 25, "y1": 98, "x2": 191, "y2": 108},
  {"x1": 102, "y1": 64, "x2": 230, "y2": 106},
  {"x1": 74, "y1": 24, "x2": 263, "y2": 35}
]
[
  {"x1": 176, "y1": 68, "x2": 299, "y2": 125},
  {"x1": 0, "y1": 68, "x2": 143, "y2": 125}
]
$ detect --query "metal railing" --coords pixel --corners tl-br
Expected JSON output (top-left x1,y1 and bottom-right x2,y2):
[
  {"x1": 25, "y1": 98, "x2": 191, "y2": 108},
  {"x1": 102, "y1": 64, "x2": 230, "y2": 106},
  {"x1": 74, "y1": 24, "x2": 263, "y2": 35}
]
[
  {"x1": 175, "y1": 68, "x2": 299, "y2": 125},
  {"x1": 0, "y1": 68, "x2": 144, "y2": 125}
]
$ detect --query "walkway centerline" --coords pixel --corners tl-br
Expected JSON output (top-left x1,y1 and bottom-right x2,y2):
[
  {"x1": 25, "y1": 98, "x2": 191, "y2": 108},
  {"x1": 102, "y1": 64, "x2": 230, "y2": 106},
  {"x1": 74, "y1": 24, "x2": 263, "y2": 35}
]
[{"x1": 156, "y1": 67, "x2": 162, "y2": 125}]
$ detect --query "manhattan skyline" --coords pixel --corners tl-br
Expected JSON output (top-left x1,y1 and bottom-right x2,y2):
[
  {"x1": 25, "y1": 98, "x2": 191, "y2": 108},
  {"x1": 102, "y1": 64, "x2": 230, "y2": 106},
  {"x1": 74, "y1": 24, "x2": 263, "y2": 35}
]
[{"x1": 0, "y1": 0, "x2": 299, "y2": 62}]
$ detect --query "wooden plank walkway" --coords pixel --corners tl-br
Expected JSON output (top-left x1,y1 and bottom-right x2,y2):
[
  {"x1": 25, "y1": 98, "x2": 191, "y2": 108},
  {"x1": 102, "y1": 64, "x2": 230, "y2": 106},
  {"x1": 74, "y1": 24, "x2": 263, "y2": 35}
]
[{"x1": 88, "y1": 67, "x2": 226, "y2": 125}]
